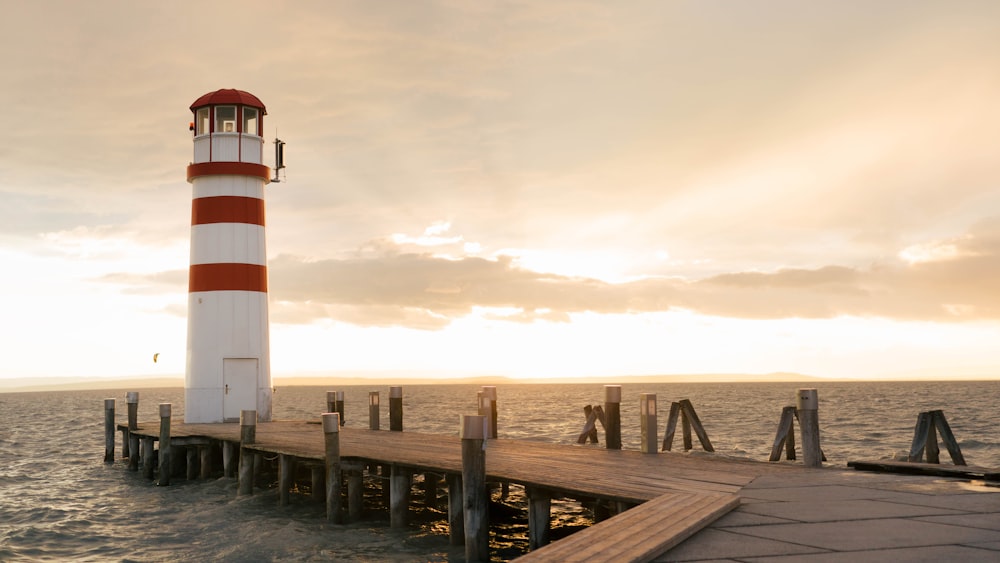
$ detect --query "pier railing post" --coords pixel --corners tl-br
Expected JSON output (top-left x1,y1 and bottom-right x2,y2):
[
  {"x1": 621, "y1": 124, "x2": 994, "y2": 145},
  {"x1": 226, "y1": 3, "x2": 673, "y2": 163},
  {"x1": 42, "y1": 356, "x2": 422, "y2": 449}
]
[
  {"x1": 640, "y1": 393, "x2": 657, "y2": 454},
  {"x1": 238, "y1": 409, "x2": 257, "y2": 495},
  {"x1": 323, "y1": 413, "x2": 342, "y2": 523},
  {"x1": 481, "y1": 386, "x2": 498, "y2": 439},
  {"x1": 369, "y1": 391, "x2": 380, "y2": 430},
  {"x1": 104, "y1": 398, "x2": 115, "y2": 463},
  {"x1": 127, "y1": 392, "x2": 139, "y2": 471},
  {"x1": 389, "y1": 386, "x2": 403, "y2": 432},
  {"x1": 157, "y1": 403, "x2": 171, "y2": 486},
  {"x1": 460, "y1": 414, "x2": 489, "y2": 562},
  {"x1": 797, "y1": 389, "x2": 822, "y2": 468},
  {"x1": 604, "y1": 385, "x2": 622, "y2": 450}
]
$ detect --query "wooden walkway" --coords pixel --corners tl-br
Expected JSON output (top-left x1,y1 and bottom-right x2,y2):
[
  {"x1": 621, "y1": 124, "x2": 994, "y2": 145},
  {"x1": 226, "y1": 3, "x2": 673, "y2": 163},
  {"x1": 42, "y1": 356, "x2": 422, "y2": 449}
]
[{"x1": 124, "y1": 420, "x2": 809, "y2": 561}]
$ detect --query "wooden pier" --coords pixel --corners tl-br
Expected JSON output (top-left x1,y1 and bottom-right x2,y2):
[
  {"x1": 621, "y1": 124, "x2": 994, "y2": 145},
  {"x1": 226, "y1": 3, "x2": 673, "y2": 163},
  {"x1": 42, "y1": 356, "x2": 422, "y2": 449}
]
[{"x1": 119, "y1": 418, "x2": 810, "y2": 561}]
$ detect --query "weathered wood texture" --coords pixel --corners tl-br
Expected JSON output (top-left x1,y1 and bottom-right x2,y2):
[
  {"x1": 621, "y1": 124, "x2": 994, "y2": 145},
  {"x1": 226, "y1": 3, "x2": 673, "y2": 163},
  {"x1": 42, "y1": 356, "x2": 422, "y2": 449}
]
[{"x1": 515, "y1": 491, "x2": 740, "y2": 562}]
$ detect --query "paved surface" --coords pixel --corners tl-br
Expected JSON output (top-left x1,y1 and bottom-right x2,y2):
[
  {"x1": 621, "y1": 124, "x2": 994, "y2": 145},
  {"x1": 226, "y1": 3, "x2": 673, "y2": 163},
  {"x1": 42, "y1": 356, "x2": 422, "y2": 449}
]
[{"x1": 653, "y1": 467, "x2": 1000, "y2": 562}]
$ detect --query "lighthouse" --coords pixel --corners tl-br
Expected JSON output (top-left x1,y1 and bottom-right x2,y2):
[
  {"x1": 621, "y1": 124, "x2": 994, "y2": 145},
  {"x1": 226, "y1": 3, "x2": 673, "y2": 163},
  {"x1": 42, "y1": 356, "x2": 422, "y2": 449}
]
[{"x1": 185, "y1": 88, "x2": 274, "y2": 423}]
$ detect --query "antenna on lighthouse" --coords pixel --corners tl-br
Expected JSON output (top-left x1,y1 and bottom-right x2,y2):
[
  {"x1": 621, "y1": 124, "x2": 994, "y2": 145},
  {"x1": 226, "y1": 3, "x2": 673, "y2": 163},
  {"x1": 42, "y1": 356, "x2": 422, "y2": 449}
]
[{"x1": 272, "y1": 136, "x2": 286, "y2": 183}]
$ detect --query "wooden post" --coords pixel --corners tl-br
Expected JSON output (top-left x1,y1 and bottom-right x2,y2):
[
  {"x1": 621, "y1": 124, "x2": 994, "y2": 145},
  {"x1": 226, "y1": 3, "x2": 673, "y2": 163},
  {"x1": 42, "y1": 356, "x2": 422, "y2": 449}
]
[
  {"x1": 337, "y1": 391, "x2": 345, "y2": 425},
  {"x1": 583, "y1": 405, "x2": 598, "y2": 443},
  {"x1": 278, "y1": 454, "x2": 295, "y2": 506},
  {"x1": 223, "y1": 441, "x2": 236, "y2": 477},
  {"x1": 640, "y1": 393, "x2": 657, "y2": 454},
  {"x1": 389, "y1": 386, "x2": 403, "y2": 431},
  {"x1": 186, "y1": 447, "x2": 198, "y2": 480},
  {"x1": 481, "y1": 386, "x2": 498, "y2": 439},
  {"x1": 142, "y1": 437, "x2": 155, "y2": 479},
  {"x1": 932, "y1": 410, "x2": 967, "y2": 465},
  {"x1": 127, "y1": 392, "x2": 139, "y2": 471},
  {"x1": 238, "y1": 410, "x2": 257, "y2": 495},
  {"x1": 346, "y1": 461, "x2": 364, "y2": 521},
  {"x1": 681, "y1": 407, "x2": 693, "y2": 450},
  {"x1": 323, "y1": 412, "x2": 342, "y2": 523},
  {"x1": 661, "y1": 401, "x2": 680, "y2": 451},
  {"x1": 199, "y1": 446, "x2": 211, "y2": 479},
  {"x1": 461, "y1": 414, "x2": 489, "y2": 562},
  {"x1": 424, "y1": 472, "x2": 440, "y2": 511},
  {"x1": 527, "y1": 487, "x2": 551, "y2": 551},
  {"x1": 797, "y1": 389, "x2": 822, "y2": 468},
  {"x1": 926, "y1": 413, "x2": 940, "y2": 464},
  {"x1": 104, "y1": 398, "x2": 115, "y2": 463},
  {"x1": 326, "y1": 391, "x2": 337, "y2": 418},
  {"x1": 604, "y1": 385, "x2": 622, "y2": 450},
  {"x1": 390, "y1": 464, "x2": 411, "y2": 528},
  {"x1": 679, "y1": 399, "x2": 715, "y2": 452},
  {"x1": 908, "y1": 411, "x2": 931, "y2": 462},
  {"x1": 157, "y1": 403, "x2": 171, "y2": 486},
  {"x1": 369, "y1": 391, "x2": 380, "y2": 430},
  {"x1": 311, "y1": 465, "x2": 325, "y2": 503},
  {"x1": 769, "y1": 405, "x2": 797, "y2": 461},
  {"x1": 447, "y1": 473, "x2": 464, "y2": 545}
]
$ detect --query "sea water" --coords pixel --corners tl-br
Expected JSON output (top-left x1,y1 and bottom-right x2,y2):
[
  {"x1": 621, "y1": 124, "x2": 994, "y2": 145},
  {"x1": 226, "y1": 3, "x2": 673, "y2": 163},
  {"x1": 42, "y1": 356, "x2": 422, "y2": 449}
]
[{"x1": 0, "y1": 380, "x2": 997, "y2": 561}]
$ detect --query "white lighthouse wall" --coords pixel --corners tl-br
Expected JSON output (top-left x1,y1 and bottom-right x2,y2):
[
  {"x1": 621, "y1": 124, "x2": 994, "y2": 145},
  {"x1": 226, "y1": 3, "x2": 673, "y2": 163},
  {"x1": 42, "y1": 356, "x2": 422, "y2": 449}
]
[
  {"x1": 185, "y1": 290, "x2": 272, "y2": 422},
  {"x1": 190, "y1": 223, "x2": 266, "y2": 266},
  {"x1": 193, "y1": 175, "x2": 264, "y2": 199}
]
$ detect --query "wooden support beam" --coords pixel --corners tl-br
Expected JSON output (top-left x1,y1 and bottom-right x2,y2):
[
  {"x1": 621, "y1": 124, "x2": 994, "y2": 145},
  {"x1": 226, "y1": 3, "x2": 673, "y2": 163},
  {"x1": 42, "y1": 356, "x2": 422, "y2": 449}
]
[
  {"x1": 279, "y1": 453, "x2": 294, "y2": 506},
  {"x1": 104, "y1": 398, "x2": 115, "y2": 463},
  {"x1": 447, "y1": 473, "x2": 464, "y2": 546},
  {"x1": 390, "y1": 464, "x2": 411, "y2": 528},
  {"x1": 604, "y1": 385, "x2": 622, "y2": 450},
  {"x1": 238, "y1": 410, "x2": 257, "y2": 495},
  {"x1": 461, "y1": 415, "x2": 489, "y2": 562},
  {"x1": 323, "y1": 413, "x2": 342, "y2": 523},
  {"x1": 662, "y1": 401, "x2": 681, "y2": 452},
  {"x1": 527, "y1": 486, "x2": 552, "y2": 551},
  {"x1": 769, "y1": 406, "x2": 796, "y2": 462},
  {"x1": 157, "y1": 403, "x2": 172, "y2": 485},
  {"x1": 679, "y1": 399, "x2": 714, "y2": 452},
  {"x1": 931, "y1": 410, "x2": 967, "y2": 465}
]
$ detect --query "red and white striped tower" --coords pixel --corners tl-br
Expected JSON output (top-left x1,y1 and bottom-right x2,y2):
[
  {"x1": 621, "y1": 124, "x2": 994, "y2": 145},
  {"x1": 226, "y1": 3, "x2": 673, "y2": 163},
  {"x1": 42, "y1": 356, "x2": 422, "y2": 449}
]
[{"x1": 185, "y1": 89, "x2": 273, "y2": 423}]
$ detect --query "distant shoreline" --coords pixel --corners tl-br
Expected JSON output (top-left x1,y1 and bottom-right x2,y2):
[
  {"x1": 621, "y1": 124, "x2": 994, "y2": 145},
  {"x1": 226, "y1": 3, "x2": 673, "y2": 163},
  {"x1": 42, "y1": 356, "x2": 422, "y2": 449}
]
[{"x1": 1, "y1": 371, "x2": 996, "y2": 393}]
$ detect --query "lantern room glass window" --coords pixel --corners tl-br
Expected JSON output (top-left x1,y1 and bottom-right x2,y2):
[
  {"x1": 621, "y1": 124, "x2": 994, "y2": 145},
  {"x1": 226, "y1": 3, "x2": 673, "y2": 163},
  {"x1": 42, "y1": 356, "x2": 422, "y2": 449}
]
[
  {"x1": 215, "y1": 106, "x2": 237, "y2": 133},
  {"x1": 243, "y1": 107, "x2": 259, "y2": 136},
  {"x1": 195, "y1": 107, "x2": 210, "y2": 136}
]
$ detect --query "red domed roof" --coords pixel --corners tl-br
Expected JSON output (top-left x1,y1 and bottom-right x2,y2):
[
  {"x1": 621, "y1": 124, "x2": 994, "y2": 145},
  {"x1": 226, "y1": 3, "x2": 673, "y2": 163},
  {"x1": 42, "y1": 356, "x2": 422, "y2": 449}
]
[{"x1": 190, "y1": 89, "x2": 266, "y2": 114}]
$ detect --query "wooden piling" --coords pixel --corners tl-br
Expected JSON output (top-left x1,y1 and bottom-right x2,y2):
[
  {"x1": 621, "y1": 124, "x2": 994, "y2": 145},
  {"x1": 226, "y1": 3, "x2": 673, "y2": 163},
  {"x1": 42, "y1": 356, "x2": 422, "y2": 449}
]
[
  {"x1": 932, "y1": 410, "x2": 966, "y2": 465},
  {"x1": 199, "y1": 446, "x2": 211, "y2": 479},
  {"x1": 345, "y1": 461, "x2": 364, "y2": 521},
  {"x1": 447, "y1": 473, "x2": 464, "y2": 545},
  {"x1": 126, "y1": 392, "x2": 139, "y2": 471},
  {"x1": 604, "y1": 385, "x2": 622, "y2": 450},
  {"x1": 390, "y1": 464, "x2": 411, "y2": 528},
  {"x1": 797, "y1": 389, "x2": 822, "y2": 468},
  {"x1": 157, "y1": 403, "x2": 171, "y2": 486},
  {"x1": 424, "y1": 472, "x2": 440, "y2": 511},
  {"x1": 323, "y1": 412, "x2": 342, "y2": 523},
  {"x1": 461, "y1": 414, "x2": 489, "y2": 562},
  {"x1": 104, "y1": 398, "x2": 115, "y2": 463},
  {"x1": 909, "y1": 410, "x2": 966, "y2": 465},
  {"x1": 662, "y1": 401, "x2": 681, "y2": 451},
  {"x1": 640, "y1": 393, "x2": 657, "y2": 454},
  {"x1": 389, "y1": 386, "x2": 403, "y2": 431},
  {"x1": 279, "y1": 454, "x2": 295, "y2": 506},
  {"x1": 238, "y1": 410, "x2": 257, "y2": 495},
  {"x1": 769, "y1": 405, "x2": 797, "y2": 461},
  {"x1": 186, "y1": 447, "x2": 198, "y2": 480},
  {"x1": 142, "y1": 437, "x2": 155, "y2": 479},
  {"x1": 223, "y1": 441, "x2": 236, "y2": 478},
  {"x1": 527, "y1": 487, "x2": 552, "y2": 551},
  {"x1": 581, "y1": 405, "x2": 599, "y2": 443},
  {"x1": 311, "y1": 465, "x2": 325, "y2": 504},
  {"x1": 482, "y1": 386, "x2": 498, "y2": 439},
  {"x1": 369, "y1": 391, "x2": 380, "y2": 430},
  {"x1": 326, "y1": 391, "x2": 336, "y2": 417}
]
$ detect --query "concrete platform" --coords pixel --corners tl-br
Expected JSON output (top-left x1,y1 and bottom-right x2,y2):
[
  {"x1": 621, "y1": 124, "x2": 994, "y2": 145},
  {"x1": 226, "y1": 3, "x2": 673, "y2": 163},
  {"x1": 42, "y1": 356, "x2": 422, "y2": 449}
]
[{"x1": 654, "y1": 468, "x2": 1000, "y2": 562}]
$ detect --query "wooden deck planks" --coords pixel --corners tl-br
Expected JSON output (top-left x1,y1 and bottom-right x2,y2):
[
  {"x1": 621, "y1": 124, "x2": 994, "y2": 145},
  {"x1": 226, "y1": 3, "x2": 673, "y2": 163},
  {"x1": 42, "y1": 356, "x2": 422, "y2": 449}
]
[{"x1": 514, "y1": 491, "x2": 740, "y2": 562}]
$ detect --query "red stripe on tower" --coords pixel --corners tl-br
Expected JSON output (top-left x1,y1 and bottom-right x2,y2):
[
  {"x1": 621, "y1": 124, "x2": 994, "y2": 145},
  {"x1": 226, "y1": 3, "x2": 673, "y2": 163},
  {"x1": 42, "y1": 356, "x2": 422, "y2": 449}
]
[
  {"x1": 189, "y1": 263, "x2": 268, "y2": 292},
  {"x1": 192, "y1": 196, "x2": 266, "y2": 226}
]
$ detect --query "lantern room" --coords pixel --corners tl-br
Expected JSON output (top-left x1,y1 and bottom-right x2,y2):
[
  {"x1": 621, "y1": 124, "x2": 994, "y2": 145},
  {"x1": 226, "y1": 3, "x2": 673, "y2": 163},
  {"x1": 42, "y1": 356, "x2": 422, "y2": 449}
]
[{"x1": 190, "y1": 89, "x2": 267, "y2": 166}]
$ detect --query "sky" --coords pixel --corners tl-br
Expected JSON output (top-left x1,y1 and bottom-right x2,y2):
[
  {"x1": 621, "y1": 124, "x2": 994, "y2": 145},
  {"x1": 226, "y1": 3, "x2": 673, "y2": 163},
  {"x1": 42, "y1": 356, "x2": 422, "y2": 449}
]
[{"x1": 2, "y1": 0, "x2": 999, "y2": 383}]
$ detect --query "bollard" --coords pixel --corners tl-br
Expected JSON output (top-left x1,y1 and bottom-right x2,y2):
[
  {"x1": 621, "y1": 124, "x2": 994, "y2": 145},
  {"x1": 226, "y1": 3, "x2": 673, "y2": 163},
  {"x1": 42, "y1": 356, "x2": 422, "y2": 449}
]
[
  {"x1": 369, "y1": 391, "x2": 380, "y2": 430},
  {"x1": 640, "y1": 393, "x2": 657, "y2": 454},
  {"x1": 326, "y1": 391, "x2": 336, "y2": 416},
  {"x1": 461, "y1": 414, "x2": 489, "y2": 562},
  {"x1": 238, "y1": 410, "x2": 257, "y2": 495},
  {"x1": 604, "y1": 385, "x2": 622, "y2": 450},
  {"x1": 104, "y1": 399, "x2": 115, "y2": 463},
  {"x1": 126, "y1": 392, "x2": 139, "y2": 471},
  {"x1": 389, "y1": 386, "x2": 403, "y2": 432},
  {"x1": 157, "y1": 403, "x2": 171, "y2": 486},
  {"x1": 323, "y1": 413, "x2": 342, "y2": 522},
  {"x1": 797, "y1": 389, "x2": 822, "y2": 468},
  {"x1": 481, "y1": 386, "x2": 498, "y2": 439}
]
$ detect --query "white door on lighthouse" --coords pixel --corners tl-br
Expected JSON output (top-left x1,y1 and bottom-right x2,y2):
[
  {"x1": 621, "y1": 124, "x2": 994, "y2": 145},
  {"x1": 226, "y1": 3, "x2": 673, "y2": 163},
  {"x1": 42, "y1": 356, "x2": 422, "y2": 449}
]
[{"x1": 223, "y1": 358, "x2": 258, "y2": 422}]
